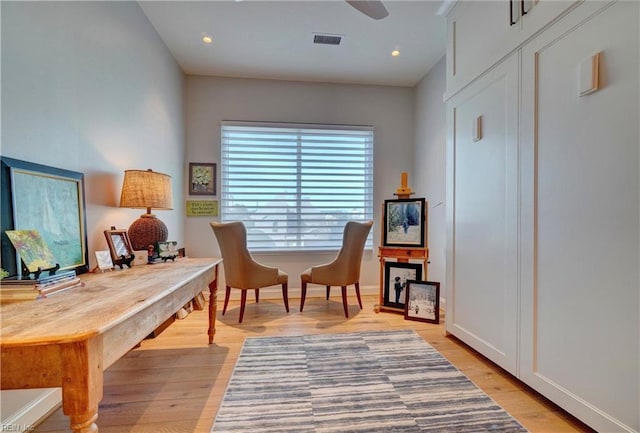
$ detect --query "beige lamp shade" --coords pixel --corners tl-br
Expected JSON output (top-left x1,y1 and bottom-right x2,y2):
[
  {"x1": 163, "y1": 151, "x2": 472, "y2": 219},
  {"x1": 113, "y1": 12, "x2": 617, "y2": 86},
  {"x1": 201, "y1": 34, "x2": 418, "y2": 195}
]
[
  {"x1": 119, "y1": 169, "x2": 173, "y2": 250},
  {"x1": 119, "y1": 169, "x2": 173, "y2": 211}
]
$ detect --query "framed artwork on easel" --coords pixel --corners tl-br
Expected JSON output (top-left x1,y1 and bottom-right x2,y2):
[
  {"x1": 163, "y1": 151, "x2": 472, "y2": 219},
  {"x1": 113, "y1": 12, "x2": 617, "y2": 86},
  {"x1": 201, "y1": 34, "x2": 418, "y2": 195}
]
[
  {"x1": 383, "y1": 198, "x2": 426, "y2": 248},
  {"x1": 375, "y1": 173, "x2": 429, "y2": 315}
]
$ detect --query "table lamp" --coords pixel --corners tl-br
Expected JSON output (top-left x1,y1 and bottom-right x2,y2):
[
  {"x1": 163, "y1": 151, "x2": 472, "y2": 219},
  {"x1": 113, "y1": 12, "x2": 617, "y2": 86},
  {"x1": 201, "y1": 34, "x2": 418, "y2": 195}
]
[{"x1": 119, "y1": 169, "x2": 173, "y2": 251}]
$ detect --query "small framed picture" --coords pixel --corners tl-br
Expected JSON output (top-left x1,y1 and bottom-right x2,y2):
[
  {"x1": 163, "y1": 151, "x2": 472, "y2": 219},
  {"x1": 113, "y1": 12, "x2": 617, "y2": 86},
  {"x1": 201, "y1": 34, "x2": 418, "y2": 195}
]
[
  {"x1": 383, "y1": 261, "x2": 422, "y2": 309},
  {"x1": 189, "y1": 163, "x2": 216, "y2": 195},
  {"x1": 133, "y1": 250, "x2": 148, "y2": 266},
  {"x1": 103, "y1": 229, "x2": 135, "y2": 268},
  {"x1": 404, "y1": 280, "x2": 440, "y2": 324},
  {"x1": 94, "y1": 250, "x2": 114, "y2": 271},
  {"x1": 156, "y1": 241, "x2": 178, "y2": 261},
  {"x1": 383, "y1": 198, "x2": 426, "y2": 247}
]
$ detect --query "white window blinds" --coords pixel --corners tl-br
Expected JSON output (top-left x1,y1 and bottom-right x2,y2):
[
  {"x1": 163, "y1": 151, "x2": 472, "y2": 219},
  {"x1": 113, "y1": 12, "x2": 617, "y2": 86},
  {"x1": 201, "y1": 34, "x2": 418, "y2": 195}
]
[{"x1": 221, "y1": 122, "x2": 374, "y2": 252}]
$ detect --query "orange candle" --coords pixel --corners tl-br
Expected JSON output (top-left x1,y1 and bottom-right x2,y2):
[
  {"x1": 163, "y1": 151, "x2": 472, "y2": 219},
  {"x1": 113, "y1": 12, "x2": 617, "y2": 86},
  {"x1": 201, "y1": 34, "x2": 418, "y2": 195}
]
[{"x1": 401, "y1": 172, "x2": 408, "y2": 189}]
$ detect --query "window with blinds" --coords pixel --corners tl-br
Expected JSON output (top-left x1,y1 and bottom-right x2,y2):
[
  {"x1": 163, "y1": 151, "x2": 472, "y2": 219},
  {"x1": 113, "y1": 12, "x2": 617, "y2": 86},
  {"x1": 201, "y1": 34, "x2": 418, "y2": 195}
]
[{"x1": 221, "y1": 122, "x2": 374, "y2": 252}]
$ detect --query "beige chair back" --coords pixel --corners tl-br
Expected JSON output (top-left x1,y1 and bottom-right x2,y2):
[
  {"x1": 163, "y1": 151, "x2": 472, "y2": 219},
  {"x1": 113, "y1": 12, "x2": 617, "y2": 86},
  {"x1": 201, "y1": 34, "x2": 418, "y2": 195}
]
[
  {"x1": 210, "y1": 221, "x2": 278, "y2": 289},
  {"x1": 334, "y1": 220, "x2": 373, "y2": 284},
  {"x1": 308, "y1": 220, "x2": 373, "y2": 286}
]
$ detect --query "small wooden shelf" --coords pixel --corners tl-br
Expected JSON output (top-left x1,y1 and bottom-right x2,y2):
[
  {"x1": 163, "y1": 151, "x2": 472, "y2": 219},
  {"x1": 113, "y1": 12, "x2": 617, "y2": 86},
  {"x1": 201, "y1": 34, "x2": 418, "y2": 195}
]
[{"x1": 378, "y1": 246, "x2": 428, "y2": 260}]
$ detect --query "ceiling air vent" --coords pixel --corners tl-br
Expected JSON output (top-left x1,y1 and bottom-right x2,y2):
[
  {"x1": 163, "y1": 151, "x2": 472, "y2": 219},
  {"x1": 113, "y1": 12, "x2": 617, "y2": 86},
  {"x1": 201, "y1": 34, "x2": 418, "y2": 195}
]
[{"x1": 313, "y1": 33, "x2": 343, "y2": 46}]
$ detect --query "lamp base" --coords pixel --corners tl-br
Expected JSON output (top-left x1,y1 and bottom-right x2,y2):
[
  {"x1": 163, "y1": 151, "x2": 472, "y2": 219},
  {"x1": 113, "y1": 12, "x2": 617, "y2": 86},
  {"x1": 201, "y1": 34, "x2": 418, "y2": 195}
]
[{"x1": 128, "y1": 214, "x2": 168, "y2": 251}]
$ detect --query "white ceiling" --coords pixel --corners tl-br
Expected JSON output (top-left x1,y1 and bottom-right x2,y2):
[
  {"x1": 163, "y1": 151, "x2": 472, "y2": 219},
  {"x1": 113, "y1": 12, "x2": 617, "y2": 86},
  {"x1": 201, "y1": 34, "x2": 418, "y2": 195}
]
[{"x1": 138, "y1": 0, "x2": 448, "y2": 87}]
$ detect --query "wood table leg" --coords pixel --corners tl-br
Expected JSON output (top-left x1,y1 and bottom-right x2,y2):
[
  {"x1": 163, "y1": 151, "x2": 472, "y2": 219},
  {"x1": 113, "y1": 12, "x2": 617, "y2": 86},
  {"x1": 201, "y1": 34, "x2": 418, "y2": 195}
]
[
  {"x1": 61, "y1": 338, "x2": 103, "y2": 433},
  {"x1": 69, "y1": 412, "x2": 99, "y2": 433},
  {"x1": 208, "y1": 265, "x2": 219, "y2": 344}
]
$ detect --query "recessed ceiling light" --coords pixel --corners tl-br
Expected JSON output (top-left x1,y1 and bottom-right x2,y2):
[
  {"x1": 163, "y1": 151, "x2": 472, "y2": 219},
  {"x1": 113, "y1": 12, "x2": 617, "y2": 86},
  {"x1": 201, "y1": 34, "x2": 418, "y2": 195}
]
[
  {"x1": 391, "y1": 50, "x2": 400, "y2": 57},
  {"x1": 202, "y1": 35, "x2": 213, "y2": 44}
]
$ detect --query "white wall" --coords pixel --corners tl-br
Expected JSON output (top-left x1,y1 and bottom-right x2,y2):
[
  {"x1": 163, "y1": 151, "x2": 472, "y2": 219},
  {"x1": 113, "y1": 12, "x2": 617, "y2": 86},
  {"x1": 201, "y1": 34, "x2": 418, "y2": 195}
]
[
  {"x1": 184, "y1": 75, "x2": 415, "y2": 291},
  {"x1": 414, "y1": 57, "x2": 446, "y2": 297},
  {"x1": 1, "y1": 1, "x2": 185, "y2": 268},
  {"x1": 1, "y1": 1, "x2": 184, "y2": 426}
]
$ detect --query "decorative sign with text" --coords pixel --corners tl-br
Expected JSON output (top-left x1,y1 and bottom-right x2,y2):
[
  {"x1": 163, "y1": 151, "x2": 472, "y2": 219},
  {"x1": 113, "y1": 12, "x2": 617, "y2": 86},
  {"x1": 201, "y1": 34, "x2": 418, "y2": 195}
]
[{"x1": 186, "y1": 200, "x2": 219, "y2": 217}]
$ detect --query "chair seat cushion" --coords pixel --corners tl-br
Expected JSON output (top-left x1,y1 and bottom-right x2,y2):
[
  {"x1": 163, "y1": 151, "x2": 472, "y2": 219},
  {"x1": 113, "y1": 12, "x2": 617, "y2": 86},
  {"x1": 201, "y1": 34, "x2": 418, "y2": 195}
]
[
  {"x1": 300, "y1": 268, "x2": 312, "y2": 283},
  {"x1": 277, "y1": 270, "x2": 289, "y2": 284}
]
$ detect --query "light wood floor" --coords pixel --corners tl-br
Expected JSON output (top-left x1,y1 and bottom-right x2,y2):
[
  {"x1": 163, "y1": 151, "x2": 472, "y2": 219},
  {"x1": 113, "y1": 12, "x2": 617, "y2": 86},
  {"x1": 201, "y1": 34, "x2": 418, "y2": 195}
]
[{"x1": 35, "y1": 294, "x2": 595, "y2": 433}]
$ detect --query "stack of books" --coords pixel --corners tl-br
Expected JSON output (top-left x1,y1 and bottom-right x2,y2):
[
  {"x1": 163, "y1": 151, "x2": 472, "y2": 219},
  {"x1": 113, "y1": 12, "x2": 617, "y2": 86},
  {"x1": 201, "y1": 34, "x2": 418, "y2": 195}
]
[{"x1": 0, "y1": 270, "x2": 83, "y2": 303}]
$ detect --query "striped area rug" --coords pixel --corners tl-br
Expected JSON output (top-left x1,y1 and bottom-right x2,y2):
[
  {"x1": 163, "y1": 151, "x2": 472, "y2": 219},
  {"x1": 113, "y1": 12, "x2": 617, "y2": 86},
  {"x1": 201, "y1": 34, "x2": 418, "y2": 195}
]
[{"x1": 212, "y1": 330, "x2": 528, "y2": 432}]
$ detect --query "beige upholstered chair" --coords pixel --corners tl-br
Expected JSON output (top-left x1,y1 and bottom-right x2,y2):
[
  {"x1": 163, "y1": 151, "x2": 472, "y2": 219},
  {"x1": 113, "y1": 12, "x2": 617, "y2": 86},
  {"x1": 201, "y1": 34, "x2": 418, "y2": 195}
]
[
  {"x1": 300, "y1": 220, "x2": 373, "y2": 318},
  {"x1": 210, "y1": 221, "x2": 289, "y2": 323}
]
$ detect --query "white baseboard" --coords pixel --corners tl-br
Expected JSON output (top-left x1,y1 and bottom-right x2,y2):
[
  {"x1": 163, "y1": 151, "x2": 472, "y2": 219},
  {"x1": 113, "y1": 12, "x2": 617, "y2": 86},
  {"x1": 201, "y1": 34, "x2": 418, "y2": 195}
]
[{"x1": 0, "y1": 388, "x2": 62, "y2": 430}]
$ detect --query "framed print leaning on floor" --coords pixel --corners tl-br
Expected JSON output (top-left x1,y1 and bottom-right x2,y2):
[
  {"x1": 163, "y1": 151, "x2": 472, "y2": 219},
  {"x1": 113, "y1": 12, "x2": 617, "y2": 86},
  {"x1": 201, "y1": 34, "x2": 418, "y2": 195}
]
[
  {"x1": 405, "y1": 280, "x2": 440, "y2": 324},
  {"x1": 383, "y1": 261, "x2": 422, "y2": 310}
]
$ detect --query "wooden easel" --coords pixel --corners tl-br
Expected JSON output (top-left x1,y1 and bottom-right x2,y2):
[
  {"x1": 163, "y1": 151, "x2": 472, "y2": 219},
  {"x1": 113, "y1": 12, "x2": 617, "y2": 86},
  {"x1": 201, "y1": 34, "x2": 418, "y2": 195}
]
[{"x1": 375, "y1": 172, "x2": 429, "y2": 314}]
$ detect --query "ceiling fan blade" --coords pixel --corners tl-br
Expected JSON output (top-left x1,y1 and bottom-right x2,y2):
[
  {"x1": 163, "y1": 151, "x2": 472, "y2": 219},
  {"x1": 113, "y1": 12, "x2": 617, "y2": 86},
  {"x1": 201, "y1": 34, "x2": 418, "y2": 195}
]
[{"x1": 346, "y1": 1, "x2": 389, "y2": 20}]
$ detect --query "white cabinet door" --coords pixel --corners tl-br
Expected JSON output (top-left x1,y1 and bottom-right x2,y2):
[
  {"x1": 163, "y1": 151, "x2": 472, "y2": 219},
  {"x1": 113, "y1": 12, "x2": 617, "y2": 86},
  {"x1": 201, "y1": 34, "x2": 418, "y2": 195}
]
[
  {"x1": 446, "y1": 0, "x2": 578, "y2": 99},
  {"x1": 518, "y1": 0, "x2": 578, "y2": 36},
  {"x1": 446, "y1": 1, "x2": 518, "y2": 98},
  {"x1": 445, "y1": 53, "x2": 519, "y2": 374},
  {"x1": 520, "y1": 2, "x2": 639, "y2": 431}
]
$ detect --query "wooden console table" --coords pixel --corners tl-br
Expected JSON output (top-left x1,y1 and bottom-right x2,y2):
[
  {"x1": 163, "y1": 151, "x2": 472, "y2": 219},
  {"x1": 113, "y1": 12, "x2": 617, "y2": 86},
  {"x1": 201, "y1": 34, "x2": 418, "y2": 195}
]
[{"x1": 0, "y1": 257, "x2": 221, "y2": 433}]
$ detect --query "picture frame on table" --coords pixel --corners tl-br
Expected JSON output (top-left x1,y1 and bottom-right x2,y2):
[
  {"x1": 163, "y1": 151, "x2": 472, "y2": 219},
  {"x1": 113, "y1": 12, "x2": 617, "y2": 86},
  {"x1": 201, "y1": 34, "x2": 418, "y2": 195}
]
[
  {"x1": 383, "y1": 198, "x2": 426, "y2": 248},
  {"x1": 383, "y1": 261, "x2": 422, "y2": 309},
  {"x1": 189, "y1": 163, "x2": 216, "y2": 195},
  {"x1": 103, "y1": 228, "x2": 135, "y2": 269},
  {"x1": 5, "y1": 229, "x2": 58, "y2": 276},
  {"x1": 404, "y1": 280, "x2": 440, "y2": 324},
  {"x1": 94, "y1": 250, "x2": 114, "y2": 271},
  {"x1": 156, "y1": 240, "x2": 178, "y2": 262},
  {"x1": 0, "y1": 157, "x2": 89, "y2": 276}
]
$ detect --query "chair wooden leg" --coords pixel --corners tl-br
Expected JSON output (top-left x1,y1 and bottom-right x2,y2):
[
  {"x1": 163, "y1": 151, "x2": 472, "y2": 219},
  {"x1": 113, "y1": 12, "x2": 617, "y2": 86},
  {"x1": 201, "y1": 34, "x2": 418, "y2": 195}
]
[
  {"x1": 282, "y1": 283, "x2": 289, "y2": 312},
  {"x1": 222, "y1": 286, "x2": 231, "y2": 315},
  {"x1": 300, "y1": 281, "x2": 307, "y2": 312},
  {"x1": 255, "y1": 289, "x2": 259, "y2": 303},
  {"x1": 355, "y1": 282, "x2": 363, "y2": 309},
  {"x1": 326, "y1": 286, "x2": 331, "y2": 300},
  {"x1": 341, "y1": 286, "x2": 349, "y2": 318},
  {"x1": 239, "y1": 290, "x2": 248, "y2": 323}
]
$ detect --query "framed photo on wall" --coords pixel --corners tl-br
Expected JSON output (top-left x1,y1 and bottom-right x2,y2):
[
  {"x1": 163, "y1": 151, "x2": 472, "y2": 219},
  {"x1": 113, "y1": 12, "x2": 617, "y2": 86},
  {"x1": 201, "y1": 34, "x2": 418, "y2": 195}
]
[
  {"x1": 404, "y1": 280, "x2": 440, "y2": 324},
  {"x1": 383, "y1": 261, "x2": 422, "y2": 309},
  {"x1": 0, "y1": 157, "x2": 89, "y2": 276},
  {"x1": 383, "y1": 198, "x2": 426, "y2": 247},
  {"x1": 189, "y1": 162, "x2": 216, "y2": 195}
]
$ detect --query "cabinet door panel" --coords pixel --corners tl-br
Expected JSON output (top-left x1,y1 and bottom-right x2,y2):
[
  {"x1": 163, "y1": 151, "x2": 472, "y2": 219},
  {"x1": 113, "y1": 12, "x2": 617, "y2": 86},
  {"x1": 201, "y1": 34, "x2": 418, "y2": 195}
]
[
  {"x1": 447, "y1": 1, "x2": 517, "y2": 97},
  {"x1": 446, "y1": 54, "x2": 519, "y2": 374},
  {"x1": 520, "y1": 2, "x2": 639, "y2": 431},
  {"x1": 519, "y1": 0, "x2": 578, "y2": 36},
  {"x1": 446, "y1": 0, "x2": 578, "y2": 98}
]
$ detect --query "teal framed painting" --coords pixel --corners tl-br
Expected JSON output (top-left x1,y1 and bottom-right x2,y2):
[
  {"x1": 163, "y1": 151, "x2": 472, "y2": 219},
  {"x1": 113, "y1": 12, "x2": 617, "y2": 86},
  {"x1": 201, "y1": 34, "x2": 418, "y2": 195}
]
[{"x1": 0, "y1": 157, "x2": 89, "y2": 276}]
